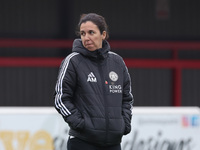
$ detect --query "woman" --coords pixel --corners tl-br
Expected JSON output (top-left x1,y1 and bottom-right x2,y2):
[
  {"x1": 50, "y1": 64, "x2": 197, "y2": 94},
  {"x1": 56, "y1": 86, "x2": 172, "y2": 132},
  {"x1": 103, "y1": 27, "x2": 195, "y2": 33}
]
[{"x1": 54, "y1": 13, "x2": 133, "y2": 150}]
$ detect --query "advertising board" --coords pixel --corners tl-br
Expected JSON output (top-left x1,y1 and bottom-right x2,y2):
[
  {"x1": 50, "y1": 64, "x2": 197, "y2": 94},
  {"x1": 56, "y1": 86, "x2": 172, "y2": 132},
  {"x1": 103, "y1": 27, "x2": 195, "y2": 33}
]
[{"x1": 0, "y1": 107, "x2": 199, "y2": 150}]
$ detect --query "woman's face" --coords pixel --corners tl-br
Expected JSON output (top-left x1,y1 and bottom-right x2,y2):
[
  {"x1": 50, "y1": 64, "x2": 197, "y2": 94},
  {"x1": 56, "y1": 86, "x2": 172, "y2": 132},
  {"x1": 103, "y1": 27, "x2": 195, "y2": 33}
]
[{"x1": 80, "y1": 21, "x2": 106, "y2": 51}]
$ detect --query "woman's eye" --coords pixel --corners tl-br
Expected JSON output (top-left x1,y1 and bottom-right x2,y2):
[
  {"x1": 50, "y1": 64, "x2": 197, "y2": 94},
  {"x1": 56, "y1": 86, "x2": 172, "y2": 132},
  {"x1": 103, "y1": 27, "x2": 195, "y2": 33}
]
[
  {"x1": 89, "y1": 31, "x2": 94, "y2": 35},
  {"x1": 80, "y1": 32, "x2": 85, "y2": 36}
]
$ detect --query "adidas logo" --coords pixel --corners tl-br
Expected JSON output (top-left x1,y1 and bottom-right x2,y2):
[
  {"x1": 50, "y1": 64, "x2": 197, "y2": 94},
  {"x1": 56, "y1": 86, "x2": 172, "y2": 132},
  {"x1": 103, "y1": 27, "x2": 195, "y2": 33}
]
[{"x1": 87, "y1": 72, "x2": 97, "y2": 82}]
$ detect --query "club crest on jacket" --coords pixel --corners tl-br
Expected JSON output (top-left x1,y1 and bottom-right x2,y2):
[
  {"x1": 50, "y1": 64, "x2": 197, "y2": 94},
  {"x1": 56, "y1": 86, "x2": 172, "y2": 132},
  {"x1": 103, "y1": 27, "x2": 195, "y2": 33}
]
[{"x1": 109, "y1": 71, "x2": 118, "y2": 82}]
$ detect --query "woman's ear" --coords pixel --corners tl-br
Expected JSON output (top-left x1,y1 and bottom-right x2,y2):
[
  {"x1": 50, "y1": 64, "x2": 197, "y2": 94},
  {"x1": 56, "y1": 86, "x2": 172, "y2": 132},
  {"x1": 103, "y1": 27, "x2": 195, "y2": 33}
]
[{"x1": 102, "y1": 31, "x2": 106, "y2": 40}]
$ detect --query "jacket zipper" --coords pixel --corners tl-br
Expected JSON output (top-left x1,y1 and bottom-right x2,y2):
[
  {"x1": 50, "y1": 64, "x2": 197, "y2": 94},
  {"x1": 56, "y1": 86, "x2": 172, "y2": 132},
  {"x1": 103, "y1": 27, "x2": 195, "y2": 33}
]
[{"x1": 98, "y1": 63, "x2": 109, "y2": 144}]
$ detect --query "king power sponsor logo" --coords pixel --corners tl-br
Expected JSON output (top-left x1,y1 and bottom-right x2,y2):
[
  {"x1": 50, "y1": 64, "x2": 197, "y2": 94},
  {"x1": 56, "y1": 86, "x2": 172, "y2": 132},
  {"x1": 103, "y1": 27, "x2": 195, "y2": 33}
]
[{"x1": 109, "y1": 85, "x2": 122, "y2": 93}]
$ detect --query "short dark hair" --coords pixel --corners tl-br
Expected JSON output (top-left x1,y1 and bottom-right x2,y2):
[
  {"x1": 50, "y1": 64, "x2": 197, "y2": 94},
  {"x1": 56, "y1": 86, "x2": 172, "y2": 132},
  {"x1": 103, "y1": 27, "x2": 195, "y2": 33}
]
[{"x1": 77, "y1": 13, "x2": 109, "y2": 40}]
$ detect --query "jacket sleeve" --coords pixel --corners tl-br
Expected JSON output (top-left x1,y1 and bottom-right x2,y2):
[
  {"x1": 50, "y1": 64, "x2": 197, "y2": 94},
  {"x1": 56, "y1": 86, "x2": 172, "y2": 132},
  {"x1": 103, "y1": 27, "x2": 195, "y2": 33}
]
[
  {"x1": 54, "y1": 54, "x2": 84, "y2": 130},
  {"x1": 122, "y1": 60, "x2": 134, "y2": 135}
]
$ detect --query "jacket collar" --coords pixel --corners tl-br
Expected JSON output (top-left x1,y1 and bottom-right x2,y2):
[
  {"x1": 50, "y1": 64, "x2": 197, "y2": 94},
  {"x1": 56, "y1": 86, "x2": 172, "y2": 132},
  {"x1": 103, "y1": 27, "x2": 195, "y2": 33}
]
[{"x1": 72, "y1": 39, "x2": 110, "y2": 60}]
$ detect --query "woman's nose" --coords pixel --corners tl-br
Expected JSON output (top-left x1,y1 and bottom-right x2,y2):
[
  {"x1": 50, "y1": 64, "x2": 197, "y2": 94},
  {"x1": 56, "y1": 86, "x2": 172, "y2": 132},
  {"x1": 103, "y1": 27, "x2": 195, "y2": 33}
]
[{"x1": 84, "y1": 33, "x2": 90, "y2": 40}]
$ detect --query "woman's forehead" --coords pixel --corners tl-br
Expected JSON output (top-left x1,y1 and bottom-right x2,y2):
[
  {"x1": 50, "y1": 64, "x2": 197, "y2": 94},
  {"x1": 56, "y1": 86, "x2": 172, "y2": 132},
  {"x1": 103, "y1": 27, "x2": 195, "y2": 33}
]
[{"x1": 80, "y1": 21, "x2": 98, "y2": 31}]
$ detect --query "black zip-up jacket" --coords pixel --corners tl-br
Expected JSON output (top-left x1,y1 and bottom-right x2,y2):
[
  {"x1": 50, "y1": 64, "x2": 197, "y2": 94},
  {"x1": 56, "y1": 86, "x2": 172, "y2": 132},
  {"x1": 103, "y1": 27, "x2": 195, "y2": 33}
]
[{"x1": 54, "y1": 39, "x2": 133, "y2": 146}]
